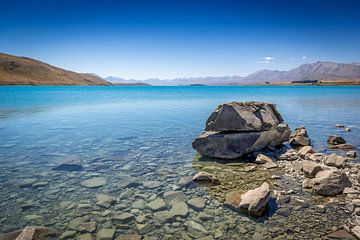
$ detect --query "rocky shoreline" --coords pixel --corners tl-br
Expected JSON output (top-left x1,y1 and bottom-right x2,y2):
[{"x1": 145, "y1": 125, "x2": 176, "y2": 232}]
[{"x1": 0, "y1": 101, "x2": 359, "y2": 240}]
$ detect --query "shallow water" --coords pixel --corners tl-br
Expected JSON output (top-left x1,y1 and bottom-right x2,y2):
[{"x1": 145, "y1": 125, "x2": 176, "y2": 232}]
[{"x1": 0, "y1": 86, "x2": 359, "y2": 239}]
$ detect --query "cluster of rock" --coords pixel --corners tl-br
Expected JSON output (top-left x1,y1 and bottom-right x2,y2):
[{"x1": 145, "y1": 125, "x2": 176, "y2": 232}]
[{"x1": 192, "y1": 102, "x2": 291, "y2": 159}]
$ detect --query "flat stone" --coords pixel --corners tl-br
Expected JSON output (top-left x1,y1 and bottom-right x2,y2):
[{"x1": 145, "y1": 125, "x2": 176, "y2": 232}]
[
  {"x1": 143, "y1": 181, "x2": 161, "y2": 189},
  {"x1": 327, "y1": 230, "x2": 355, "y2": 239},
  {"x1": 78, "y1": 222, "x2": 97, "y2": 233},
  {"x1": 328, "y1": 144, "x2": 354, "y2": 150},
  {"x1": 131, "y1": 199, "x2": 145, "y2": 209},
  {"x1": 116, "y1": 234, "x2": 141, "y2": 240},
  {"x1": 185, "y1": 220, "x2": 208, "y2": 236},
  {"x1": 53, "y1": 156, "x2": 83, "y2": 171},
  {"x1": 146, "y1": 198, "x2": 166, "y2": 211},
  {"x1": 277, "y1": 207, "x2": 291, "y2": 217},
  {"x1": 351, "y1": 226, "x2": 360, "y2": 239},
  {"x1": 112, "y1": 213, "x2": 134, "y2": 223},
  {"x1": 163, "y1": 191, "x2": 187, "y2": 204},
  {"x1": 76, "y1": 233, "x2": 93, "y2": 240},
  {"x1": 187, "y1": 197, "x2": 207, "y2": 211},
  {"x1": 60, "y1": 230, "x2": 77, "y2": 239},
  {"x1": 255, "y1": 154, "x2": 273, "y2": 164},
  {"x1": 136, "y1": 222, "x2": 152, "y2": 235},
  {"x1": 290, "y1": 196, "x2": 311, "y2": 208},
  {"x1": 80, "y1": 177, "x2": 107, "y2": 188},
  {"x1": 96, "y1": 194, "x2": 116, "y2": 208},
  {"x1": 18, "y1": 178, "x2": 38, "y2": 188},
  {"x1": 97, "y1": 228, "x2": 116, "y2": 240},
  {"x1": 169, "y1": 201, "x2": 188, "y2": 217},
  {"x1": 325, "y1": 154, "x2": 346, "y2": 168},
  {"x1": 154, "y1": 211, "x2": 175, "y2": 224}
]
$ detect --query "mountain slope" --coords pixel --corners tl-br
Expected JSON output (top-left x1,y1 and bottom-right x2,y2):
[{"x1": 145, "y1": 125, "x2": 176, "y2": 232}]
[
  {"x1": 107, "y1": 61, "x2": 360, "y2": 85},
  {"x1": 0, "y1": 53, "x2": 111, "y2": 86},
  {"x1": 241, "y1": 61, "x2": 360, "y2": 84}
]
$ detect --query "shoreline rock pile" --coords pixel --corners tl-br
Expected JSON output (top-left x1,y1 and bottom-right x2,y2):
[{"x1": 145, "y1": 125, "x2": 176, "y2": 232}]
[{"x1": 192, "y1": 102, "x2": 291, "y2": 159}]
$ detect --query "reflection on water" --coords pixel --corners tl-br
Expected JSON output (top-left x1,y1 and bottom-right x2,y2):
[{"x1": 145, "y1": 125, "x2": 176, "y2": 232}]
[{"x1": 0, "y1": 86, "x2": 359, "y2": 239}]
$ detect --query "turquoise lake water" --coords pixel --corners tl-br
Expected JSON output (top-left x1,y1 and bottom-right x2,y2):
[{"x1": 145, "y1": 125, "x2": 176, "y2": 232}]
[{"x1": 0, "y1": 86, "x2": 359, "y2": 239}]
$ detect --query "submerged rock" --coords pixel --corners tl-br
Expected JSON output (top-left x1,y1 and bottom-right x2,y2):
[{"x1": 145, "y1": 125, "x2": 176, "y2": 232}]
[
  {"x1": 312, "y1": 169, "x2": 351, "y2": 196},
  {"x1": 52, "y1": 156, "x2": 83, "y2": 171},
  {"x1": 239, "y1": 182, "x2": 270, "y2": 216},
  {"x1": 327, "y1": 135, "x2": 346, "y2": 145},
  {"x1": 192, "y1": 171, "x2": 219, "y2": 183},
  {"x1": 328, "y1": 144, "x2": 354, "y2": 150},
  {"x1": 192, "y1": 102, "x2": 290, "y2": 159},
  {"x1": 289, "y1": 126, "x2": 311, "y2": 147},
  {"x1": 80, "y1": 177, "x2": 107, "y2": 188}
]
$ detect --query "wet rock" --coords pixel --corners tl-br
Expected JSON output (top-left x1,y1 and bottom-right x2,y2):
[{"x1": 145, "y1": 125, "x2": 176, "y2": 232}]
[
  {"x1": 116, "y1": 234, "x2": 141, "y2": 240},
  {"x1": 112, "y1": 213, "x2": 134, "y2": 224},
  {"x1": 24, "y1": 215, "x2": 43, "y2": 224},
  {"x1": 325, "y1": 154, "x2": 346, "y2": 168},
  {"x1": 278, "y1": 149, "x2": 298, "y2": 161},
  {"x1": 163, "y1": 191, "x2": 187, "y2": 204},
  {"x1": 239, "y1": 182, "x2": 270, "y2": 216},
  {"x1": 276, "y1": 195, "x2": 290, "y2": 205},
  {"x1": 328, "y1": 144, "x2": 354, "y2": 150},
  {"x1": 60, "y1": 230, "x2": 77, "y2": 239},
  {"x1": 184, "y1": 220, "x2": 208, "y2": 237},
  {"x1": 76, "y1": 233, "x2": 93, "y2": 240},
  {"x1": 53, "y1": 156, "x2": 83, "y2": 171},
  {"x1": 97, "y1": 228, "x2": 116, "y2": 240},
  {"x1": 131, "y1": 199, "x2": 145, "y2": 209},
  {"x1": 327, "y1": 135, "x2": 346, "y2": 145},
  {"x1": 312, "y1": 169, "x2": 351, "y2": 196},
  {"x1": 302, "y1": 161, "x2": 326, "y2": 178},
  {"x1": 192, "y1": 171, "x2": 219, "y2": 184},
  {"x1": 143, "y1": 181, "x2": 161, "y2": 189},
  {"x1": 197, "y1": 212, "x2": 214, "y2": 221},
  {"x1": 146, "y1": 198, "x2": 166, "y2": 211},
  {"x1": 326, "y1": 229, "x2": 355, "y2": 239},
  {"x1": 224, "y1": 190, "x2": 244, "y2": 211},
  {"x1": 192, "y1": 102, "x2": 290, "y2": 159},
  {"x1": 347, "y1": 151, "x2": 357, "y2": 158},
  {"x1": 119, "y1": 178, "x2": 140, "y2": 188},
  {"x1": 20, "y1": 201, "x2": 34, "y2": 211},
  {"x1": 136, "y1": 223, "x2": 152, "y2": 235},
  {"x1": 298, "y1": 146, "x2": 315, "y2": 158},
  {"x1": 154, "y1": 211, "x2": 175, "y2": 224},
  {"x1": 169, "y1": 201, "x2": 189, "y2": 217},
  {"x1": 187, "y1": 197, "x2": 207, "y2": 211},
  {"x1": 32, "y1": 181, "x2": 48, "y2": 188},
  {"x1": 80, "y1": 177, "x2": 107, "y2": 188},
  {"x1": 18, "y1": 178, "x2": 38, "y2": 188},
  {"x1": 346, "y1": 127, "x2": 351, "y2": 132},
  {"x1": 289, "y1": 126, "x2": 311, "y2": 147},
  {"x1": 335, "y1": 123, "x2": 345, "y2": 128},
  {"x1": 96, "y1": 194, "x2": 116, "y2": 208},
  {"x1": 178, "y1": 176, "x2": 193, "y2": 188},
  {"x1": 78, "y1": 222, "x2": 96, "y2": 233}
]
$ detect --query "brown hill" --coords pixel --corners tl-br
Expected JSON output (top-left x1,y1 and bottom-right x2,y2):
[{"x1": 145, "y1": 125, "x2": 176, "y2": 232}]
[{"x1": 0, "y1": 53, "x2": 111, "y2": 86}]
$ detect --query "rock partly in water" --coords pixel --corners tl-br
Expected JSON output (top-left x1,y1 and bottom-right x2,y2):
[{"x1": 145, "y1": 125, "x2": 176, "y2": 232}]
[
  {"x1": 312, "y1": 169, "x2": 351, "y2": 196},
  {"x1": 192, "y1": 102, "x2": 290, "y2": 159},
  {"x1": 52, "y1": 156, "x2": 83, "y2": 171},
  {"x1": 192, "y1": 171, "x2": 219, "y2": 184},
  {"x1": 324, "y1": 154, "x2": 346, "y2": 168},
  {"x1": 327, "y1": 135, "x2": 346, "y2": 145},
  {"x1": 289, "y1": 126, "x2": 311, "y2": 147},
  {"x1": 347, "y1": 151, "x2": 357, "y2": 158},
  {"x1": 328, "y1": 144, "x2": 354, "y2": 150},
  {"x1": 239, "y1": 182, "x2": 270, "y2": 216}
]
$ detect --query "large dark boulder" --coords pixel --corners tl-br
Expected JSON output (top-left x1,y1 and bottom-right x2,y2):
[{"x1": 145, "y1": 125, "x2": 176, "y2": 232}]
[{"x1": 192, "y1": 102, "x2": 290, "y2": 159}]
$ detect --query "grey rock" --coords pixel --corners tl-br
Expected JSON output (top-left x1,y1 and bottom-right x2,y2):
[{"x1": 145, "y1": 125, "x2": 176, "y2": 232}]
[
  {"x1": 112, "y1": 213, "x2": 134, "y2": 223},
  {"x1": 187, "y1": 197, "x2": 207, "y2": 211},
  {"x1": 204, "y1": 102, "x2": 285, "y2": 132},
  {"x1": 97, "y1": 228, "x2": 116, "y2": 240},
  {"x1": 53, "y1": 156, "x2": 83, "y2": 171},
  {"x1": 146, "y1": 198, "x2": 166, "y2": 211},
  {"x1": 302, "y1": 161, "x2": 326, "y2": 178},
  {"x1": 312, "y1": 169, "x2": 351, "y2": 196},
  {"x1": 96, "y1": 194, "x2": 116, "y2": 208},
  {"x1": 192, "y1": 171, "x2": 219, "y2": 183}
]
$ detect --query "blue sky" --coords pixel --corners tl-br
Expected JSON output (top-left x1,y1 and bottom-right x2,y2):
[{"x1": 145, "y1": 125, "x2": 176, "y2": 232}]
[{"x1": 1, "y1": 0, "x2": 360, "y2": 79}]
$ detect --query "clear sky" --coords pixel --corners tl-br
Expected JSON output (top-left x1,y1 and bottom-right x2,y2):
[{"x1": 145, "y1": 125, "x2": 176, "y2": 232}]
[{"x1": 1, "y1": 0, "x2": 360, "y2": 79}]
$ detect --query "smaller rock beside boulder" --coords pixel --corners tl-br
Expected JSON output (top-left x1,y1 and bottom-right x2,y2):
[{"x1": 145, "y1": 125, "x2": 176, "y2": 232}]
[
  {"x1": 298, "y1": 146, "x2": 315, "y2": 158},
  {"x1": 327, "y1": 135, "x2": 346, "y2": 145},
  {"x1": 255, "y1": 154, "x2": 277, "y2": 169},
  {"x1": 239, "y1": 182, "x2": 270, "y2": 216},
  {"x1": 289, "y1": 126, "x2": 311, "y2": 147},
  {"x1": 312, "y1": 169, "x2": 351, "y2": 196},
  {"x1": 192, "y1": 171, "x2": 220, "y2": 184},
  {"x1": 324, "y1": 154, "x2": 346, "y2": 168},
  {"x1": 278, "y1": 149, "x2": 298, "y2": 161}
]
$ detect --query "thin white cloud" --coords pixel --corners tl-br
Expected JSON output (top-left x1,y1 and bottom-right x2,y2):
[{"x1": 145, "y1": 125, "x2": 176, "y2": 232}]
[
  {"x1": 289, "y1": 57, "x2": 295, "y2": 60},
  {"x1": 264, "y1": 56, "x2": 274, "y2": 61},
  {"x1": 302, "y1": 56, "x2": 307, "y2": 60},
  {"x1": 256, "y1": 56, "x2": 274, "y2": 64}
]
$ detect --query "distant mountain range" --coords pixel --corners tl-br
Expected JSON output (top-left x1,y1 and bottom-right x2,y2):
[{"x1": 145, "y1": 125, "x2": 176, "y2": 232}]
[
  {"x1": 1, "y1": 52, "x2": 360, "y2": 86},
  {"x1": 0, "y1": 53, "x2": 111, "y2": 86},
  {"x1": 107, "y1": 61, "x2": 360, "y2": 86}
]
